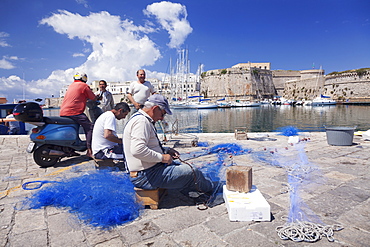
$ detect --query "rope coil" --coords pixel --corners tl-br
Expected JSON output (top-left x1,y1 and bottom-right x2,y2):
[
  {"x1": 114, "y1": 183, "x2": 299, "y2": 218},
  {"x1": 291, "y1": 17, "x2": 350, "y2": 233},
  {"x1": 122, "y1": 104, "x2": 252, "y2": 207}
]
[{"x1": 276, "y1": 221, "x2": 343, "y2": 243}]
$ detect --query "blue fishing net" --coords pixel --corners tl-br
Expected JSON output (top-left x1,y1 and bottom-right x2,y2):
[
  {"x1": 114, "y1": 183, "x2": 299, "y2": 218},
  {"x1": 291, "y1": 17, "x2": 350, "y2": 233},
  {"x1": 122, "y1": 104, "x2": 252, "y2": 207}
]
[
  {"x1": 276, "y1": 126, "x2": 300, "y2": 136},
  {"x1": 22, "y1": 169, "x2": 143, "y2": 229},
  {"x1": 196, "y1": 141, "x2": 209, "y2": 147},
  {"x1": 182, "y1": 143, "x2": 251, "y2": 182},
  {"x1": 252, "y1": 142, "x2": 324, "y2": 224},
  {"x1": 186, "y1": 143, "x2": 251, "y2": 207}
]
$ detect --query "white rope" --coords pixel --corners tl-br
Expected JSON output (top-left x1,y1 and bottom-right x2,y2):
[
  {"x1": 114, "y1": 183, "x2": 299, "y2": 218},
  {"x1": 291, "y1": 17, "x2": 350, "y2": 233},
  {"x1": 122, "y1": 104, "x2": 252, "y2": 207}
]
[{"x1": 276, "y1": 220, "x2": 343, "y2": 243}]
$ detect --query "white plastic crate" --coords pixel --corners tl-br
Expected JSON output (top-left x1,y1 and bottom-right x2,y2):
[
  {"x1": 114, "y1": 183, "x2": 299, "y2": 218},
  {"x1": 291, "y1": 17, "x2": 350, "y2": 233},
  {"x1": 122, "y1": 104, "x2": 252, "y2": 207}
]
[{"x1": 223, "y1": 185, "x2": 271, "y2": 222}]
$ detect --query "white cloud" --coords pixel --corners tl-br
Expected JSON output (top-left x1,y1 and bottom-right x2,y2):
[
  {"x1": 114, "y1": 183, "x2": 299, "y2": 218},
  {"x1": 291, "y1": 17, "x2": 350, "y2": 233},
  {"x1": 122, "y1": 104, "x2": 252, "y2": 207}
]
[
  {"x1": 39, "y1": 10, "x2": 161, "y2": 84},
  {"x1": 144, "y1": 1, "x2": 192, "y2": 49},
  {"x1": 0, "y1": 32, "x2": 11, "y2": 47},
  {"x1": 0, "y1": 75, "x2": 24, "y2": 101},
  {"x1": 0, "y1": 2, "x2": 193, "y2": 101},
  {"x1": 76, "y1": 0, "x2": 88, "y2": 8},
  {"x1": 0, "y1": 57, "x2": 16, "y2": 69},
  {"x1": 73, "y1": 53, "x2": 85, "y2": 57}
]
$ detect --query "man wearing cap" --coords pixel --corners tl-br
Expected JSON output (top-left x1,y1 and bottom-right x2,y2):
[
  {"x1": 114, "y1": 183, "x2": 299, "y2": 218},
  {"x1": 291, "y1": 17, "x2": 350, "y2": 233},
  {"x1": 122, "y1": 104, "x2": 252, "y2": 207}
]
[{"x1": 123, "y1": 94, "x2": 215, "y2": 197}]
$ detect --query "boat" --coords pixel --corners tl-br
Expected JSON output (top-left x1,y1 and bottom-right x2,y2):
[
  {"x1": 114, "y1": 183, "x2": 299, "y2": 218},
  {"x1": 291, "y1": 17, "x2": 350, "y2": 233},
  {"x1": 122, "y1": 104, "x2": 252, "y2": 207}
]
[
  {"x1": 311, "y1": 95, "x2": 336, "y2": 106},
  {"x1": 307, "y1": 66, "x2": 336, "y2": 106},
  {"x1": 260, "y1": 99, "x2": 271, "y2": 105},
  {"x1": 171, "y1": 101, "x2": 218, "y2": 109},
  {"x1": 245, "y1": 101, "x2": 261, "y2": 107},
  {"x1": 171, "y1": 96, "x2": 218, "y2": 109},
  {"x1": 216, "y1": 98, "x2": 231, "y2": 108},
  {"x1": 231, "y1": 100, "x2": 261, "y2": 107},
  {"x1": 295, "y1": 100, "x2": 304, "y2": 106}
]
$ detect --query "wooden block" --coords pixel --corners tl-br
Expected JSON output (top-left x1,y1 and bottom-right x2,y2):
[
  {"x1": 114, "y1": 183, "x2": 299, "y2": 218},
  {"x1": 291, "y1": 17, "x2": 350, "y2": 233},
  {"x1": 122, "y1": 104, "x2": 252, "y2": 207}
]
[
  {"x1": 134, "y1": 188, "x2": 167, "y2": 209},
  {"x1": 235, "y1": 127, "x2": 248, "y2": 140},
  {"x1": 226, "y1": 166, "x2": 252, "y2": 193}
]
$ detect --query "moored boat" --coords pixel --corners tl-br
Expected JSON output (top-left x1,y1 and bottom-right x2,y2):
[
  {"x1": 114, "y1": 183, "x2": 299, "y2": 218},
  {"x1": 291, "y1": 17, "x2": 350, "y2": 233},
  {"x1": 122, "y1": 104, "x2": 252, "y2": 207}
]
[{"x1": 311, "y1": 95, "x2": 336, "y2": 106}]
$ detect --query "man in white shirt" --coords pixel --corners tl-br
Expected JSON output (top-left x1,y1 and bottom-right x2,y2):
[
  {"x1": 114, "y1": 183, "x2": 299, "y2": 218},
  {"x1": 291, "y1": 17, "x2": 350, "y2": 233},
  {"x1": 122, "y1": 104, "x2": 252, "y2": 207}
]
[
  {"x1": 92, "y1": 102, "x2": 130, "y2": 160},
  {"x1": 123, "y1": 94, "x2": 215, "y2": 197},
  {"x1": 126, "y1": 69, "x2": 156, "y2": 110}
]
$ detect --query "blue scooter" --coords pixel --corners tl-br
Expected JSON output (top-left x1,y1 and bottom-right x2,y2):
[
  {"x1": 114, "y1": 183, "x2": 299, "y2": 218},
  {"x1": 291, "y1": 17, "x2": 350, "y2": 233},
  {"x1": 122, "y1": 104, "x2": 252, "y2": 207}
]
[{"x1": 13, "y1": 102, "x2": 87, "y2": 167}]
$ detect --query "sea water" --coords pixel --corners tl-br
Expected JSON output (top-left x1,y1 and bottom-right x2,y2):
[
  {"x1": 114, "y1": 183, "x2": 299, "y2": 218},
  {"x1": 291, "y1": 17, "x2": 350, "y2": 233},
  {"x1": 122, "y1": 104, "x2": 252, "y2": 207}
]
[{"x1": 43, "y1": 104, "x2": 370, "y2": 134}]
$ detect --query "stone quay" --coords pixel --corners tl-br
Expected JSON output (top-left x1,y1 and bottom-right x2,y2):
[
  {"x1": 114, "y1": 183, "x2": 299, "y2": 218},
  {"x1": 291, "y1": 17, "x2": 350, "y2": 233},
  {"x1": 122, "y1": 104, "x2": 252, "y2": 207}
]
[{"x1": 1, "y1": 132, "x2": 369, "y2": 246}]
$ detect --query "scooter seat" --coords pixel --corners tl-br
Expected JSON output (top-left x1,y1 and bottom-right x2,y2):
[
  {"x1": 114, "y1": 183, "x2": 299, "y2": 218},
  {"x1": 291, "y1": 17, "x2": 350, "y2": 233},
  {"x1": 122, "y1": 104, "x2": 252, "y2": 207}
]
[{"x1": 43, "y1": 116, "x2": 77, "y2": 125}]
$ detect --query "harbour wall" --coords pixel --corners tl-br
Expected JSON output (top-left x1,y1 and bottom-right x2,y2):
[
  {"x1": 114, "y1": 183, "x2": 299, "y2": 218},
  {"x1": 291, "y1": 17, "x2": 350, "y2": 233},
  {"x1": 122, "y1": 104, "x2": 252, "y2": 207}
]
[
  {"x1": 200, "y1": 67, "x2": 276, "y2": 100},
  {"x1": 284, "y1": 69, "x2": 370, "y2": 102}
]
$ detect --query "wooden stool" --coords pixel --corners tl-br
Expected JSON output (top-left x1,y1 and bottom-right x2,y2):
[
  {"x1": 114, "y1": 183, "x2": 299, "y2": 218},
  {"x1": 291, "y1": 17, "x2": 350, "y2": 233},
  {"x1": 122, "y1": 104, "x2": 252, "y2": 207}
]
[
  {"x1": 93, "y1": 158, "x2": 127, "y2": 171},
  {"x1": 134, "y1": 188, "x2": 167, "y2": 209},
  {"x1": 93, "y1": 158, "x2": 115, "y2": 169}
]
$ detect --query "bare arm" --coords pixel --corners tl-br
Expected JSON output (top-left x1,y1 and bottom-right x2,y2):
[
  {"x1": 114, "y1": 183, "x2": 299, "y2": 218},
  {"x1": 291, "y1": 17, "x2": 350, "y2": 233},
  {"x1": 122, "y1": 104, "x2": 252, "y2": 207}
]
[
  {"x1": 103, "y1": 129, "x2": 122, "y2": 144},
  {"x1": 126, "y1": 93, "x2": 141, "y2": 109}
]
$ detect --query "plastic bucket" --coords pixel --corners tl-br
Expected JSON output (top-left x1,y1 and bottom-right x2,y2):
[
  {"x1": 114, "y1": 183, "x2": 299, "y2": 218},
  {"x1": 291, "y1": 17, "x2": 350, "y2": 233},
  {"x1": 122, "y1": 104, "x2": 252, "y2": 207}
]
[{"x1": 325, "y1": 126, "x2": 356, "y2": 146}]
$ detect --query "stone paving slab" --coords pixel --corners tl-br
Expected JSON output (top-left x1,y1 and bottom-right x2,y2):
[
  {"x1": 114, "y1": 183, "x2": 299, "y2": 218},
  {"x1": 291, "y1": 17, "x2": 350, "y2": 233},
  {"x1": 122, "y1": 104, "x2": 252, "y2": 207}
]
[{"x1": 0, "y1": 133, "x2": 370, "y2": 246}]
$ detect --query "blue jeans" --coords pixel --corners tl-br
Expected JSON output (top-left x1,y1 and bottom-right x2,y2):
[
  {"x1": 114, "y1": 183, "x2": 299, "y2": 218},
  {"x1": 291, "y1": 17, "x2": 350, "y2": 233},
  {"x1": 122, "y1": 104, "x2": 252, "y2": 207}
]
[{"x1": 130, "y1": 162, "x2": 215, "y2": 195}]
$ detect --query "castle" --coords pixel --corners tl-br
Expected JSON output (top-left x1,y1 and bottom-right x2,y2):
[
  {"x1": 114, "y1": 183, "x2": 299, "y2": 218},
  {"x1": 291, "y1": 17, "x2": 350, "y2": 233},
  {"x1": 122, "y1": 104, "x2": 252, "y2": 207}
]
[{"x1": 200, "y1": 62, "x2": 370, "y2": 102}]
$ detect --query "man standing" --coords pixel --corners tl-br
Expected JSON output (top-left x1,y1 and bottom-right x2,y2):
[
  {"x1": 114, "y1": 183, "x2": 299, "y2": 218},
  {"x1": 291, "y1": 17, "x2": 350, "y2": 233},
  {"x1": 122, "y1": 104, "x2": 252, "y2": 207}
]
[
  {"x1": 96, "y1": 80, "x2": 114, "y2": 112},
  {"x1": 92, "y1": 102, "x2": 130, "y2": 160},
  {"x1": 60, "y1": 72, "x2": 96, "y2": 158},
  {"x1": 123, "y1": 94, "x2": 215, "y2": 197},
  {"x1": 126, "y1": 69, "x2": 156, "y2": 110}
]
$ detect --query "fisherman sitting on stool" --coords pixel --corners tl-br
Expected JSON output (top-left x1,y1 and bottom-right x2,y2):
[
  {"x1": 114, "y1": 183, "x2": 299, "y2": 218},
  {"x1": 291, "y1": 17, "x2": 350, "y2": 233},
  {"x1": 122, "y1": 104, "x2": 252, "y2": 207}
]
[
  {"x1": 92, "y1": 102, "x2": 130, "y2": 170},
  {"x1": 123, "y1": 94, "x2": 217, "y2": 200}
]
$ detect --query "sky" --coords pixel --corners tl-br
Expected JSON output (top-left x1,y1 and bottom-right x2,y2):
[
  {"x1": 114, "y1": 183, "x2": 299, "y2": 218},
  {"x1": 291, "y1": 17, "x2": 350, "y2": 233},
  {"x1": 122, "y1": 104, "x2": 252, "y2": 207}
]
[{"x1": 0, "y1": 0, "x2": 369, "y2": 102}]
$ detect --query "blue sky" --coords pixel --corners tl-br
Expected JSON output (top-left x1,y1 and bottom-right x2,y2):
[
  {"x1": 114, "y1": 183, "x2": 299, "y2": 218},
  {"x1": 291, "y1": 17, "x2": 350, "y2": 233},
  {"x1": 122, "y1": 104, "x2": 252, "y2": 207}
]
[{"x1": 0, "y1": 0, "x2": 369, "y2": 102}]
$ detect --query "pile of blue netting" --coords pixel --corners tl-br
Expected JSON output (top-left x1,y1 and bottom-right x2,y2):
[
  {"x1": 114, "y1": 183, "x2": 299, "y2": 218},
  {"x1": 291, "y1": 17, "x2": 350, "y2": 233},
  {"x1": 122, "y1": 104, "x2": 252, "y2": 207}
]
[
  {"x1": 276, "y1": 126, "x2": 300, "y2": 136},
  {"x1": 22, "y1": 169, "x2": 142, "y2": 229}
]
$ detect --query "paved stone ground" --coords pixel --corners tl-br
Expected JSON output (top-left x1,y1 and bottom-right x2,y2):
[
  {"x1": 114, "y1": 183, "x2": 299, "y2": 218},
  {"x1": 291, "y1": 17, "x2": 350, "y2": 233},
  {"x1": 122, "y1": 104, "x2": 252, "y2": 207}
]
[{"x1": 0, "y1": 132, "x2": 369, "y2": 247}]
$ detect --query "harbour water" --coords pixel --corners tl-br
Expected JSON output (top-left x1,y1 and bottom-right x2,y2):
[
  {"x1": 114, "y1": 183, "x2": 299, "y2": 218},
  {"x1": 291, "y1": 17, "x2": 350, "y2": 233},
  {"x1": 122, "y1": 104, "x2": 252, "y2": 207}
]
[{"x1": 43, "y1": 104, "x2": 370, "y2": 133}]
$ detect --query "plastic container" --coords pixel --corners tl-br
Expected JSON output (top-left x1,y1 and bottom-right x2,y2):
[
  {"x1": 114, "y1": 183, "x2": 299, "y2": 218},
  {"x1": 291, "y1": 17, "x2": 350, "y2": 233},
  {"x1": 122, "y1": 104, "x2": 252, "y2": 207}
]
[
  {"x1": 223, "y1": 185, "x2": 270, "y2": 222},
  {"x1": 325, "y1": 126, "x2": 356, "y2": 146},
  {"x1": 13, "y1": 102, "x2": 43, "y2": 122}
]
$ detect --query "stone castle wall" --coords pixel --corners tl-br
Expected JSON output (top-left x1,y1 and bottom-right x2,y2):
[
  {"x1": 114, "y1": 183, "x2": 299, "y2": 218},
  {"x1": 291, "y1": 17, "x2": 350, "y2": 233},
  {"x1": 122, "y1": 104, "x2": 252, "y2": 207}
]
[
  {"x1": 272, "y1": 70, "x2": 301, "y2": 95},
  {"x1": 283, "y1": 69, "x2": 370, "y2": 102},
  {"x1": 283, "y1": 76, "x2": 324, "y2": 100},
  {"x1": 201, "y1": 67, "x2": 275, "y2": 100},
  {"x1": 323, "y1": 70, "x2": 370, "y2": 102}
]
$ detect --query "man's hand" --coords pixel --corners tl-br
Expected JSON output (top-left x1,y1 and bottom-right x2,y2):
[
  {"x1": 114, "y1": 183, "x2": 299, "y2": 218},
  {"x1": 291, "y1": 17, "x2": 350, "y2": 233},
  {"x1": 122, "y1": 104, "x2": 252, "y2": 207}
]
[
  {"x1": 104, "y1": 129, "x2": 122, "y2": 144},
  {"x1": 162, "y1": 154, "x2": 173, "y2": 164},
  {"x1": 167, "y1": 148, "x2": 180, "y2": 159}
]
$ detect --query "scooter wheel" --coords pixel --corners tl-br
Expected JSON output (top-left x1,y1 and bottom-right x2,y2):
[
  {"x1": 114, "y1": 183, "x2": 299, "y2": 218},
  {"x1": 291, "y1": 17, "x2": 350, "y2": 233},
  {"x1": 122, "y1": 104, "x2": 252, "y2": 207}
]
[{"x1": 33, "y1": 145, "x2": 59, "y2": 168}]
